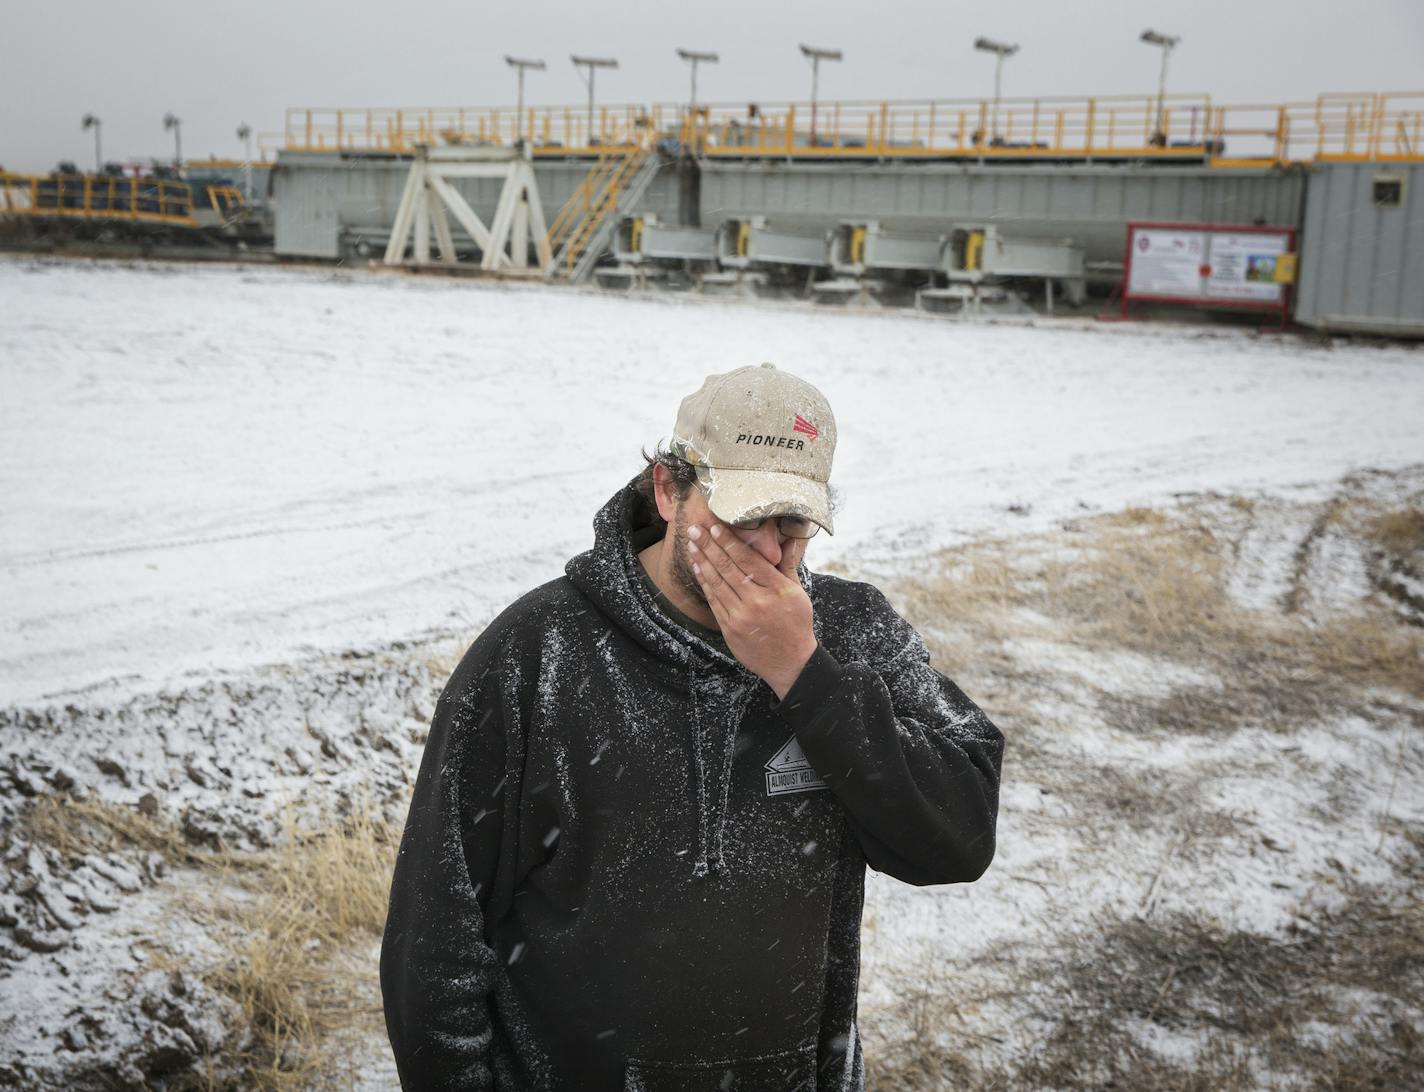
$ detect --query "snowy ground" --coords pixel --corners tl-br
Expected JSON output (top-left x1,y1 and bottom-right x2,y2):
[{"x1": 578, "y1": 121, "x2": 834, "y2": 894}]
[
  {"x1": 2, "y1": 257, "x2": 1422, "y2": 1088},
  {"x1": 3, "y1": 256, "x2": 1421, "y2": 706}
]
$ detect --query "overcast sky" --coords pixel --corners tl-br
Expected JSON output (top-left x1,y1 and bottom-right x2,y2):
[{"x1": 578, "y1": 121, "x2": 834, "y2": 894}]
[{"x1": 3, "y1": 0, "x2": 1421, "y2": 172}]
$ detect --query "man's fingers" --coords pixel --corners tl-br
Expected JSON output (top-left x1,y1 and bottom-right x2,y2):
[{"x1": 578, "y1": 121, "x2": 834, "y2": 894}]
[
  {"x1": 694, "y1": 561, "x2": 731, "y2": 623},
  {"x1": 691, "y1": 540, "x2": 742, "y2": 604},
  {"x1": 700, "y1": 524, "x2": 780, "y2": 586}
]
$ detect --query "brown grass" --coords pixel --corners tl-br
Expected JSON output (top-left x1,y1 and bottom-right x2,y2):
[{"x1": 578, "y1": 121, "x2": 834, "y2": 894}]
[
  {"x1": 867, "y1": 486, "x2": 1424, "y2": 1091},
  {"x1": 188, "y1": 800, "x2": 397, "y2": 1089},
  {"x1": 21, "y1": 795, "x2": 212, "y2": 868},
  {"x1": 1364, "y1": 508, "x2": 1424, "y2": 558},
  {"x1": 867, "y1": 834, "x2": 1423, "y2": 1092},
  {"x1": 23, "y1": 792, "x2": 400, "y2": 1090},
  {"x1": 900, "y1": 498, "x2": 1424, "y2": 731}
]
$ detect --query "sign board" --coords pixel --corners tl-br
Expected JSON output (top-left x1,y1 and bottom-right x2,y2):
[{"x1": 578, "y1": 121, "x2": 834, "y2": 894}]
[{"x1": 1118, "y1": 221, "x2": 1297, "y2": 327}]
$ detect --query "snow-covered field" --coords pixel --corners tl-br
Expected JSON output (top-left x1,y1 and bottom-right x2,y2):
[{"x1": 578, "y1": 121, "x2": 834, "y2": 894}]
[
  {"x1": 3, "y1": 257, "x2": 1421, "y2": 705},
  {"x1": 2, "y1": 256, "x2": 1422, "y2": 1089}
]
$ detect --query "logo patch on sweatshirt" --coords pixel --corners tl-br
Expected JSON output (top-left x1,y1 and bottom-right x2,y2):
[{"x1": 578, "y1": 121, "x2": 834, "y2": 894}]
[{"x1": 765, "y1": 734, "x2": 828, "y2": 796}]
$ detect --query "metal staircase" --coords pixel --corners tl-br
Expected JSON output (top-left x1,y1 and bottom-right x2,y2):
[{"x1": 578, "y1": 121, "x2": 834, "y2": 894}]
[{"x1": 545, "y1": 135, "x2": 661, "y2": 283}]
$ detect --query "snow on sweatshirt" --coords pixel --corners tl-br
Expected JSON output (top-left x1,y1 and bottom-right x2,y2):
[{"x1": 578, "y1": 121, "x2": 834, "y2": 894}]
[{"x1": 380, "y1": 477, "x2": 1004, "y2": 1091}]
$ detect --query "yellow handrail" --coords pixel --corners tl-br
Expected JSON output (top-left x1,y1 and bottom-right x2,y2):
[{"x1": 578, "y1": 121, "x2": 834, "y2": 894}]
[
  {"x1": 0, "y1": 172, "x2": 198, "y2": 226},
  {"x1": 562, "y1": 142, "x2": 651, "y2": 274},
  {"x1": 277, "y1": 91, "x2": 1424, "y2": 164}
]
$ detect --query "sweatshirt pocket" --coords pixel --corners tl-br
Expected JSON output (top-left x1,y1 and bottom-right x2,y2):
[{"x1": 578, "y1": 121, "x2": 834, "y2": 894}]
[{"x1": 623, "y1": 1042, "x2": 817, "y2": 1092}]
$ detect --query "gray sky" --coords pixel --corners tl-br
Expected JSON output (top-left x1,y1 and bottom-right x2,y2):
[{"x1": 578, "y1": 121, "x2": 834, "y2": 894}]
[{"x1": 3, "y1": 0, "x2": 1421, "y2": 172}]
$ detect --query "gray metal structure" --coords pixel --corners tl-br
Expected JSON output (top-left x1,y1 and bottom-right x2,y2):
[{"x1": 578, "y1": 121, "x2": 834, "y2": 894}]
[
  {"x1": 717, "y1": 217, "x2": 829, "y2": 269},
  {"x1": 829, "y1": 222, "x2": 947, "y2": 275},
  {"x1": 697, "y1": 161, "x2": 1304, "y2": 269},
  {"x1": 1294, "y1": 161, "x2": 1424, "y2": 337},
  {"x1": 269, "y1": 149, "x2": 1424, "y2": 337},
  {"x1": 273, "y1": 150, "x2": 680, "y2": 260}
]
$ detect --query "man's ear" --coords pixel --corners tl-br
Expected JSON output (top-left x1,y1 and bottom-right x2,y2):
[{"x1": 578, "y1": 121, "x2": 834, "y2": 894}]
[{"x1": 651, "y1": 463, "x2": 678, "y2": 523}]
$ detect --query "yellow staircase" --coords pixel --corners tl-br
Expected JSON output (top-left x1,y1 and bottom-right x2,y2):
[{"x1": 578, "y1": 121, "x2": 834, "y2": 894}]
[{"x1": 545, "y1": 132, "x2": 659, "y2": 281}]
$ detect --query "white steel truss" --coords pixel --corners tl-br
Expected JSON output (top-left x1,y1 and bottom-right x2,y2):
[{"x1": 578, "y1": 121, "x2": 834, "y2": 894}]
[{"x1": 383, "y1": 144, "x2": 551, "y2": 272}]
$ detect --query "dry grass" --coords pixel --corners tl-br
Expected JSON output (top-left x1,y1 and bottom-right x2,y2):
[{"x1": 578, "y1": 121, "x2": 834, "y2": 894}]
[
  {"x1": 21, "y1": 795, "x2": 212, "y2": 868},
  {"x1": 21, "y1": 486, "x2": 1421, "y2": 1090},
  {"x1": 22, "y1": 792, "x2": 400, "y2": 1090},
  {"x1": 866, "y1": 486, "x2": 1424, "y2": 1090},
  {"x1": 867, "y1": 832, "x2": 1423, "y2": 1092},
  {"x1": 190, "y1": 799, "x2": 398, "y2": 1090},
  {"x1": 900, "y1": 498, "x2": 1424, "y2": 732},
  {"x1": 1364, "y1": 508, "x2": 1424, "y2": 558}
]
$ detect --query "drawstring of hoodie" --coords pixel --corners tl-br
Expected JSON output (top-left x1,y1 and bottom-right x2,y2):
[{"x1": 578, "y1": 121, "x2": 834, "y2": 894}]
[{"x1": 689, "y1": 666, "x2": 756, "y2": 879}]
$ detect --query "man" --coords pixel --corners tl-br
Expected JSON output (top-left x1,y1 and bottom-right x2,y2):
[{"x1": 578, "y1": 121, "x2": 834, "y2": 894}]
[{"x1": 381, "y1": 363, "x2": 1004, "y2": 1091}]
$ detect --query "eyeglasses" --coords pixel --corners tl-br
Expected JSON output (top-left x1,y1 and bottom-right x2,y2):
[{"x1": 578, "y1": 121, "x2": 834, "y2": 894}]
[
  {"x1": 690, "y1": 480, "x2": 822, "y2": 539},
  {"x1": 726, "y1": 513, "x2": 821, "y2": 540}
]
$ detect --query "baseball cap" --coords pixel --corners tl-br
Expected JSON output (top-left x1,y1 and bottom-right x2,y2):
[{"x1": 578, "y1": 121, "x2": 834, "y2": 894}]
[{"x1": 671, "y1": 363, "x2": 837, "y2": 535}]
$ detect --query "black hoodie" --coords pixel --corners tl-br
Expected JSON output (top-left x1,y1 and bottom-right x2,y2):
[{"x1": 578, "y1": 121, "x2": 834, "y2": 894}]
[{"x1": 381, "y1": 478, "x2": 1004, "y2": 1091}]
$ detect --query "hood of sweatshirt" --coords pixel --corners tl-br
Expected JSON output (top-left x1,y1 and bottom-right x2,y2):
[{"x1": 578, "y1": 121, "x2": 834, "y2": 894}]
[{"x1": 564, "y1": 476, "x2": 808, "y2": 876}]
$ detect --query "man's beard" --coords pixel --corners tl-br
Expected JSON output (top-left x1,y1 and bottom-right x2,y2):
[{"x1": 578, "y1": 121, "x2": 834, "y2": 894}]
[{"x1": 669, "y1": 503, "x2": 710, "y2": 609}]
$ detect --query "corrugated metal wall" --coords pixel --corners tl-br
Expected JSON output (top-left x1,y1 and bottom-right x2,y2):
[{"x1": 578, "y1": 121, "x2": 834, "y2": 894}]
[
  {"x1": 1294, "y1": 162, "x2": 1424, "y2": 336},
  {"x1": 698, "y1": 162, "x2": 1304, "y2": 265}
]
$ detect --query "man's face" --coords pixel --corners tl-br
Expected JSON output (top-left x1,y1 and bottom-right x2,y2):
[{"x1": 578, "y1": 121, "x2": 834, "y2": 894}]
[{"x1": 659, "y1": 476, "x2": 812, "y2": 608}]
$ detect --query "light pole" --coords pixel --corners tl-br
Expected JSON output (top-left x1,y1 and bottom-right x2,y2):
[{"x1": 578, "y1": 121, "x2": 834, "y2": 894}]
[
  {"x1": 1140, "y1": 29, "x2": 1180, "y2": 145},
  {"x1": 505, "y1": 56, "x2": 546, "y2": 144},
  {"x1": 81, "y1": 114, "x2": 102, "y2": 172},
  {"x1": 236, "y1": 123, "x2": 253, "y2": 203},
  {"x1": 799, "y1": 44, "x2": 842, "y2": 148},
  {"x1": 973, "y1": 37, "x2": 1019, "y2": 144},
  {"x1": 163, "y1": 112, "x2": 183, "y2": 170},
  {"x1": 676, "y1": 48, "x2": 718, "y2": 112},
  {"x1": 571, "y1": 55, "x2": 618, "y2": 147}
]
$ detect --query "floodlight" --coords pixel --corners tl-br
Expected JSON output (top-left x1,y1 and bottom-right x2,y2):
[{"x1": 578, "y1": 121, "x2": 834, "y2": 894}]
[
  {"x1": 1140, "y1": 29, "x2": 1180, "y2": 48},
  {"x1": 973, "y1": 37, "x2": 1019, "y2": 57},
  {"x1": 798, "y1": 44, "x2": 843, "y2": 146},
  {"x1": 505, "y1": 56, "x2": 547, "y2": 139},
  {"x1": 163, "y1": 113, "x2": 182, "y2": 168},
  {"x1": 973, "y1": 38, "x2": 1020, "y2": 142},
  {"x1": 236, "y1": 123, "x2": 253, "y2": 201},
  {"x1": 1140, "y1": 30, "x2": 1181, "y2": 143},
  {"x1": 82, "y1": 114, "x2": 102, "y2": 172},
  {"x1": 677, "y1": 49, "x2": 719, "y2": 111},
  {"x1": 571, "y1": 56, "x2": 620, "y2": 145}
]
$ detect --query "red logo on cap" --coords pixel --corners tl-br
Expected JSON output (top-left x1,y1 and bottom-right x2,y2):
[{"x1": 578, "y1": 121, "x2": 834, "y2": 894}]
[{"x1": 792, "y1": 415, "x2": 819, "y2": 440}]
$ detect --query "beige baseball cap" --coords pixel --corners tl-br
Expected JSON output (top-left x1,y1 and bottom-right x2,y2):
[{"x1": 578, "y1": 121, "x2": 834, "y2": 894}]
[{"x1": 671, "y1": 363, "x2": 837, "y2": 534}]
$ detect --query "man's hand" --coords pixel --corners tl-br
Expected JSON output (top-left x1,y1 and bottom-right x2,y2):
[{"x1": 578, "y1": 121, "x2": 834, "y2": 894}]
[{"x1": 688, "y1": 523, "x2": 818, "y2": 700}]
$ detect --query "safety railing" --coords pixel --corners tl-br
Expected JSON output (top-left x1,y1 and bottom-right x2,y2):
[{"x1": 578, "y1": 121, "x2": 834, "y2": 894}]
[
  {"x1": 202, "y1": 185, "x2": 246, "y2": 217},
  {"x1": 674, "y1": 93, "x2": 1219, "y2": 158},
  {"x1": 0, "y1": 172, "x2": 197, "y2": 224},
  {"x1": 546, "y1": 132, "x2": 657, "y2": 277},
  {"x1": 1207, "y1": 92, "x2": 1424, "y2": 163},
  {"x1": 281, "y1": 92, "x2": 1423, "y2": 164},
  {"x1": 283, "y1": 104, "x2": 672, "y2": 155}
]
